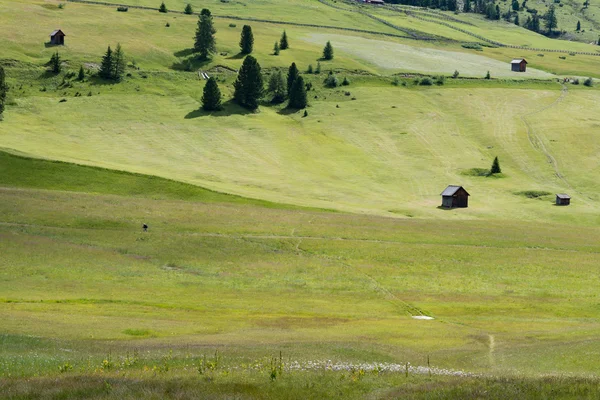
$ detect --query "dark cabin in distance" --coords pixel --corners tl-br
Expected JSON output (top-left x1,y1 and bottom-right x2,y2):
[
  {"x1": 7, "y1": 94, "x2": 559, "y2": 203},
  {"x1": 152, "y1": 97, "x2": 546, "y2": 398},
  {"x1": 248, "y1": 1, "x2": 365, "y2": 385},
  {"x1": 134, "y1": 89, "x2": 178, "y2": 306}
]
[
  {"x1": 511, "y1": 58, "x2": 527, "y2": 72},
  {"x1": 50, "y1": 29, "x2": 66, "y2": 45},
  {"x1": 556, "y1": 193, "x2": 571, "y2": 206},
  {"x1": 441, "y1": 185, "x2": 470, "y2": 208}
]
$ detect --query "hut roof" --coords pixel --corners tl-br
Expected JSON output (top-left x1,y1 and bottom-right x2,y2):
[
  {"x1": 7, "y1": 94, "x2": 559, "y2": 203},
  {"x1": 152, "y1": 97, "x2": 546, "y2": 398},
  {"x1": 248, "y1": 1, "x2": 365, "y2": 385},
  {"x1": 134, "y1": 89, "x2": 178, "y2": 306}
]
[
  {"x1": 50, "y1": 29, "x2": 65, "y2": 37},
  {"x1": 441, "y1": 185, "x2": 470, "y2": 196},
  {"x1": 511, "y1": 58, "x2": 527, "y2": 64},
  {"x1": 556, "y1": 193, "x2": 571, "y2": 199}
]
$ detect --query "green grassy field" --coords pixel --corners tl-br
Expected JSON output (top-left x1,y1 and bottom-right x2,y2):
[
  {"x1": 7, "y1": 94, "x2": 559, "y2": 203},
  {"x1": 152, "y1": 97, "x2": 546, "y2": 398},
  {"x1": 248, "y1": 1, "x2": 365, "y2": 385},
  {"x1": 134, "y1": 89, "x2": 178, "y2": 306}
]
[{"x1": 4, "y1": 0, "x2": 600, "y2": 397}]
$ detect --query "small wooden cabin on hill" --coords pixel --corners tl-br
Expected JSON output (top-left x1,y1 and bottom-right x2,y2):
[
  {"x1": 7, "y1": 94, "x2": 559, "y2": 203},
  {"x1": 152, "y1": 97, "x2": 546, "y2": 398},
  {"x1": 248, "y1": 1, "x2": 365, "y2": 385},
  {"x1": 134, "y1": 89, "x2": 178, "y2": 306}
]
[
  {"x1": 556, "y1": 193, "x2": 571, "y2": 206},
  {"x1": 511, "y1": 58, "x2": 527, "y2": 72},
  {"x1": 441, "y1": 185, "x2": 470, "y2": 208},
  {"x1": 50, "y1": 30, "x2": 66, "y2": 45}
]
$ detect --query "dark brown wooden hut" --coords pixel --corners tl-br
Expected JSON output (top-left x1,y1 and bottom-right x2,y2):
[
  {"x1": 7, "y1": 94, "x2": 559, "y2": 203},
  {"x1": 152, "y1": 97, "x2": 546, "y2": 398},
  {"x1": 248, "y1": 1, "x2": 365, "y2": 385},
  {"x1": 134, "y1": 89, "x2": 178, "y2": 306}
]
[
  {"x1": 556, "y1": 193, "x2": 571, "y2": 206},
  {"x1": 441, "y1": 185, "x2": 470, "y2": 208},
  {"x1": 50, "y1": 30, "x2": 66, "y2": 45},
  {"x1": 511, "y1": 58, "x2": 527, "y2": 72}
]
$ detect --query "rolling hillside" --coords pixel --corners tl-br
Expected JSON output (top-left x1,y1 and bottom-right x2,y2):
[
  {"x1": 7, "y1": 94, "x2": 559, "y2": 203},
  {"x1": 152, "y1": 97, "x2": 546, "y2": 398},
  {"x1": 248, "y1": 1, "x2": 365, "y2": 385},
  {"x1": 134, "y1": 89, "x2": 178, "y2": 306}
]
[{"x1": 2, "y1": 0, "x2": 600, "y2": 397}]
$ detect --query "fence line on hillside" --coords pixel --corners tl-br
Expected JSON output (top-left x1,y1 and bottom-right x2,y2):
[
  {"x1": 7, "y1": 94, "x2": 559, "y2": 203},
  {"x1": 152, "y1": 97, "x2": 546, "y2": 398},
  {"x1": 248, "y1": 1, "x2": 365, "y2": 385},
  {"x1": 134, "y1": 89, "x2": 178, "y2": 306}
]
[
  {"x1": 66, "y1": 0, "x2": 423, "y2": 41},
  {"x1": 67, "y1": 0, "x2": 600, "y2": 57}
]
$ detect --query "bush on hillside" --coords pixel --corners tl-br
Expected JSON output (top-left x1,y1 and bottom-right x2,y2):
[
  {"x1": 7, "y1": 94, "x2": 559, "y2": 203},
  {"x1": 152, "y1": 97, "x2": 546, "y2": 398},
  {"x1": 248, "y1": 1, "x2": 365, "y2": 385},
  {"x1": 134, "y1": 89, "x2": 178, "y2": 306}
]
[
  {"x1": 117, "y1": 6, "x2": 128, "y2": 11},
  {"x1": 419, "y1": 77, "x2": 433, "y2": 86},
  {"x1": 324, "y1": 73, "x2": 339, "y2": 88},
  {"x1": 584, "y1": 77, "x2": 593, "y2": 87}
]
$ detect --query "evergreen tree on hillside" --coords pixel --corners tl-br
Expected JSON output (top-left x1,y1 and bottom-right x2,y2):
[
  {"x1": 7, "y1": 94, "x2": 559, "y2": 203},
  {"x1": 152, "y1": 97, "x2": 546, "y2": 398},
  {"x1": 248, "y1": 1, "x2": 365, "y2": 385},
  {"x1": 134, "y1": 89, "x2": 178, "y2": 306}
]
[
  {"x1": 184, "y1": 3, "x2": 193, "y2": 14},
  {"x1": 233, "y1": 55, "x2": 263, "y2": 110},
  {"x1": 495, "y1": 4, "x2": 501, "y2": 19},
  {"x1": 322, "y1": 41, "x2": 334, "y2": 60},
  {"x1": 514, "y1": 14, "x2": 520, "y2": 26},
  {"x1": 202, "y1": 77, "x2": 222, "y2": 111},
  {"x1": 239, "y1": 25, "x2": 254, "y2": 54},
  {"x1": 267, "y1": 69, "x2": 286, "y2": 103},
  {"x1": 195, "y1": 11, "x2": 217, "y2": 59},
  {"x1": 463, "y1": 0, "x2": 471, "y2": 12},
  {"x1": 99, "y1": 46, "x2": 113, "y2": 79},
  {"x1": 78, "y1": 65, "x2": 85, "y2": 81},
  {"x1": 50, "y1": 52, "x2": 61, "y2": 74},
  {"x1": 159, "y1": 1, "x2": 167, "y2": 12},
  {"x1": 512, "y1": 0, "x2": 520, "y2": 11},
  {"x1": 112, "y1": 43, "x2": 126, "y2": 82},
  {"x1": 544, "y1": 5, "x2": 558, "y2": 34},
  {"x1": 0, "y1": 66, "x2": 7, "y2": 118},
  {"x1": 286, "y1": 62, "x2": 299, "y2": 97},
  {"x1": 288, "y1": 76, "x2": 307, "y2": 109},
  {"x1": 576, "y1": 20, "x2": 581, "y2": 31},
  {"x1": 273, "y1": 41, "x2": 280, "y2": 55},
  {"x1": 490, "y1": 156, "x2": 501, "y2": 174},
  {"x1": 279, "y1": 30, "x2": 289, "y2": 50}
]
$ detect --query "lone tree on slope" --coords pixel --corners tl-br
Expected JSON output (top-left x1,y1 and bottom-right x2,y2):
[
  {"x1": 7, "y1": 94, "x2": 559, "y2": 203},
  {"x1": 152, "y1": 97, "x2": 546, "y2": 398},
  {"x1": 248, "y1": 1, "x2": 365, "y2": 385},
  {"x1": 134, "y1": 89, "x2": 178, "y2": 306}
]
[
  {"x1": 322, "y1": 41, "x2": 334, "y2": 60},
  {"x1": 194, "y1": 10, "x2": 216, "y2": 59},
  {"x1": 239, "y1": 25, "x2": 254, "y2": 54},
  {"x1": 279, "y1": 30, "x2": 289, "y2": 50},
  {"x1": 202, "y1": 77, "x2": 222, "y2": 111},
  {"x1": 184, "y1": 3, "x2": 193, "y2": 14},
  {"x1": 0, "y1": 66, "x2": 7, "y2": 119},
  {"x1": 159, "y1": 1, "x2": 167, "y2": 12},
  {"x1": 288, "y1": 75, "x2": 308, "y2": 109},
  {"x1": 233, "y1": 55, "x2": 263, "y2": 110},
  {"x1": 286, "y1": 62, "x2": 299, "y2": 97},
  {"x1": 576, "y1": 20, "x2": 581, "y2": 31},
  {"x1": 544, "y1": 5, "x2": 558, "y2": 34},
  {"x1": 490, "y1": 156, "x2": 502, "y2": 174},
  {"x1": 268, "y1": 69, "x2": 286, "y2": 104}
]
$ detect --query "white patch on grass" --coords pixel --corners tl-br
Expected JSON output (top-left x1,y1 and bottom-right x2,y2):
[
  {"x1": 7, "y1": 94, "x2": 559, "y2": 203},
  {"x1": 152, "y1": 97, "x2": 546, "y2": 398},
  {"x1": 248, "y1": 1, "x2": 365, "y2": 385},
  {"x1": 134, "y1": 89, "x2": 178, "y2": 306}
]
[
  {"x1": 302, "y1": 33, "x2": 555, "y2": 78},
  {"x1": 412, "y1": 315, "x2": 435, "y2": 320}
]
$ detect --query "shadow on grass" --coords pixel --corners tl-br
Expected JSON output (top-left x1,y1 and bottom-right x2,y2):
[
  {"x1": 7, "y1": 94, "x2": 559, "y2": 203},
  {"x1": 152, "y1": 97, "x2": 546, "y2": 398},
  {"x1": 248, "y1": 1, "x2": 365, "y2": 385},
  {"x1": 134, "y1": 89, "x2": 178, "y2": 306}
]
[
  {"x1": 227, "y1": 52, "x2": 247, "y2": 60},
  {"x1": 277, "y1": 107, "x2": 302, "y2": 116},
  {"x1": 44, "y1": 42, "x2": 63, "y2": 48},
  {"x1": 171, "y1": 55, "x2": 211, "y2": 71},
  {"x1": 38, "y1": 70, "x2": 59, "y2": 79},
  {"x1": 174, "y1": 48, "x2": 195, "y2": 58},
  {"x1": 87, "y1": 75, "x2": 119, "y2": 86},
  {"x1": 185, "y1": 100, "x2": 253, "y2": 119}
]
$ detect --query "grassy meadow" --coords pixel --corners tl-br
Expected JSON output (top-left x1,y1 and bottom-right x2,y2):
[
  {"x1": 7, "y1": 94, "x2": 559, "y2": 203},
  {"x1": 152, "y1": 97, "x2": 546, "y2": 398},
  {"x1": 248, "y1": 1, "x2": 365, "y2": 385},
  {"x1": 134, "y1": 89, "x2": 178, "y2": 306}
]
[{"x1": 3, "y1": 0, "x2": 600, "y2": 398}]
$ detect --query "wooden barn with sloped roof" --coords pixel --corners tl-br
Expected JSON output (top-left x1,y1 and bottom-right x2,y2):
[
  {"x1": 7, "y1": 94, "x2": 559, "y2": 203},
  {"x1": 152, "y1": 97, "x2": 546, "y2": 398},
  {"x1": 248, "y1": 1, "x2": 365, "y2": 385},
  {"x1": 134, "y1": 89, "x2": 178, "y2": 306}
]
[
  {"x1": 50, "y1": 29, "x2": 66, "y2": 45},
  {"x1": 511, "y1": 58, "x2": 527, "y2": 72},
  {"x1": 441, "y1": 185, "x2": 470, "y2": 208}
]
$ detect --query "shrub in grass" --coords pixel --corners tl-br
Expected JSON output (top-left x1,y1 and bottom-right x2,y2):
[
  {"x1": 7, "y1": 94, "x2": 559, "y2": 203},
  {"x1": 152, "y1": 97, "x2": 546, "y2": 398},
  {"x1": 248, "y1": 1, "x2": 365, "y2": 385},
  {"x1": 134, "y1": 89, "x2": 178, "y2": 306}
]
[
  {"x1": 392, "y1": 76, "x2": 400, "y2": 86},
  {"x1": 342, "y1": 76, "x2": 350, "y2": 86},
  {"x1": 117, "y1": 6, "x2": 128, "y2": 11},
  {"x1": 307, "y1": 64, "x2": 314, "y2": 74},
  {"x1": 485, "y1": 71, "x2": 491, "y2": 79},
  {"x1": 559, "y1": 56, "x2": 566, "y2": 59},
  {"x1": 315, "y1": 62, "x2": 321, "y2": 74},
  {"x1": 584, "y1": 77, "x2": 593, "y2": 87},
  {"x1": 572, "y1": 78, "x2": 580, "y2": 85},
  {"x1": 419, "y1": 77, "x2": 433, "y2": 86},
  {"x1": 324, "y1": 73, "x2": 339, "y2": 88},
  {"x1": 452, "y1": 70, "x2": 459, "y2": 78},
  {"x1": 229, "y1": 23, "x2": 237, "y2": 28},
  {"x1": 435, "y1": 76, "x2": 445, "y2": 85},
  {"x1": 461, "y1": 43, "x2": 483, "y2": 51}
]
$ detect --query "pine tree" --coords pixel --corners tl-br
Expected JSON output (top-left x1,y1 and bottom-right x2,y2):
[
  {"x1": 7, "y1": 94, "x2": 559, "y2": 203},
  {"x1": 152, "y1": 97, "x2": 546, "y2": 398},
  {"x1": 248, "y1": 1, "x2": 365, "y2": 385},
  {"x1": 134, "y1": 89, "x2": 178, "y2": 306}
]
[
  {"x1": 512, "y1": 0, "x2": 519, "y2": 11},
  {"x1": 279, "y1": 30, "x2": 289, "y2": 50},
  {"x1": 514, "y1": 14, "x2": 520, "y2": 26},
  {"x1": 267, "y1": 69, "x2": 286, "y2": 103},
  {"x1": 597, "y1": 35, "x2": 600, "y2": 45},
  {"x1": 490, "y1": 156, "x2": 501, "y2": 174},
  {"x1": 286, "y1": 62, "x2": 299, "y2": 97},
  {"x1": 495, "y1": 4, "x2": 501, "y2": 19},
  {"x1": 288, "y1": 76, "x2": 307, "y2": 109},
  {"x1": 202, "y1": 77, "x2": 222, "y2": 111},
  {"x1": 233, "y1": 55, "x2": 263, "y2": 110},
  {"x1": 50, "y1": 52, "x2": 61, "y2": 73},
  {"x1": 485, "y1": 70, "x2": 491, "y2": 79},
  {"x1": 239, "y1": 25, "x2": 254, "y2": 54},
  {"x1": 99, "y1": 46, "x2": 113, "y2": 79},
  {"x1": 112, "y1": 43, "x2": 126, "y2": 81},
  {"x1": 159, "y1": 1, "x2": 167, "y2": 12},
  {"x1": 576, "y1": 20, "x2": 581, "y2": 31},
  {"x1": 315, "y1": 61, "x2": 321, "y2": 74},
  {"x1": 78, "y1": 65, "x2": 85, "y2": 81},
  {"x1": 322, "y1": 41, "x2": 334, "y2": 60},
  {"x1": 545, "y1": 5, "x2": 557, "y2": 34},
  {"x1": 307, "y1": 64, "x2": 314, "y2": 74},
  {"x1": 0, "y1": 66, "x2": 7, "y2": 118},
  {"x1": 463, "y1": 0, "x2": 471, "y2": 12},
  {"x1": 194, "y1": 11, "x2": 216, "y2": 59},
  {"x1": 184, "y1": 3, "x2": 193, "y2": 14},
  {"x1": 273, "y1": 41, "x2": 280, "y2": 55}
]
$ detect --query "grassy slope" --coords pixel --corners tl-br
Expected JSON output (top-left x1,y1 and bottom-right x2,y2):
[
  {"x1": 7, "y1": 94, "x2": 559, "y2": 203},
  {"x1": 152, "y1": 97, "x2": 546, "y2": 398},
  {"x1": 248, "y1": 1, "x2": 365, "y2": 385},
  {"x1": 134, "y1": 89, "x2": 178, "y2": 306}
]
[{"x1": 2, "y1": 154, "x2": 600, "y2": 380}]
